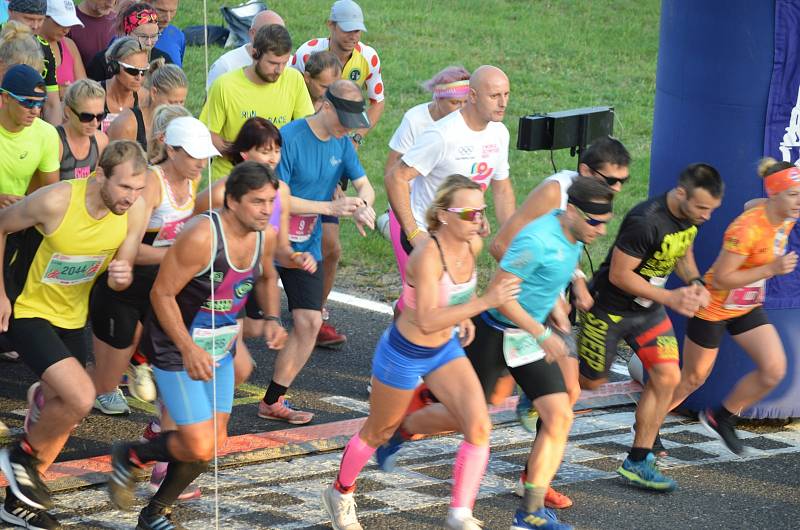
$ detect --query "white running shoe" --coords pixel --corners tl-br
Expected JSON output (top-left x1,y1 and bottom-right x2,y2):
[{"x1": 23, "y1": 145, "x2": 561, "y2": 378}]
[
  {"x1": 321, "y1": 485, "x2": 362, "y2": 530},
  {"x1": 126, "y1": 362, "x2": 157, "y2": 402}
]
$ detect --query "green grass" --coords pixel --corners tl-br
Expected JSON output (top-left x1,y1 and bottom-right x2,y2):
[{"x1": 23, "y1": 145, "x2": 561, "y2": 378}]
[{"x1": 175, "y1": 0, "x2": 660, "y2": 300}]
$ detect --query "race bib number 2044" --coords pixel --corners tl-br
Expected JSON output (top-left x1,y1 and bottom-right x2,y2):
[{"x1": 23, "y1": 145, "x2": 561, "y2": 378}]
[{"x1": 41, "y1": 253, "x2": 106, "y2": 286}]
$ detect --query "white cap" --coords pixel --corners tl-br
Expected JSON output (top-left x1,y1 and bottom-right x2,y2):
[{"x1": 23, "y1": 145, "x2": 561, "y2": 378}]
[
  {"x1": 329, "y1": 0, "x2": 366, "y2": 32},
  {"x1": 47, "y1": 0, "x2": 83, "y2": 28},
  {"x1": 165, "y1": 117, "x2": 221, "y2": 159}
]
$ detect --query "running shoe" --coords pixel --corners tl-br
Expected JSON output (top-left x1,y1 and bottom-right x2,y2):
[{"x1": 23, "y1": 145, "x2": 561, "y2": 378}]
[
  {"x1": 616, "y1": 452, "x2": 677, "y2": 492},
  {"x1": 148, "y1": 462, "x2": 202, "y2": 501},
  {"x1": 513, "y1": 475, "x2": 573, "y2": 509},
  {"x1": 140, "y1": 420, "x2": 161, "y2": 443},
  {"x1": 24, "y1": 382, "x2": 44, "y2": 435},
  {"x1": 375, "y1": 431, "x2": 406, "y2": 472},
  {"x1": 445, "y1": 514, "x2": 484, "y2": 529},
  {"x1": 1, "y1": 489, "x2": 61, "y2": 530},
  {"x1": 257, "y1": 396, "x2": 314, "y2": 424},
  {"x1": 125, "y1": 362, "x2": 157, "y2": 403},
  {"x1": 699, "y1": 408, "x2": 744, "y2": 455},
  {"x1": 0, "y1": 445, "x2": 52, "y2": 510},
  {"x1": 317, "y1": 323, "x2": 347, "y2": 348},
  {"x1": 511, "y1": 507, "x2": 573, "y2": 529},
  {"x1": 631, "y1": 423, "x2": 668, "y2": 458},
  {"x1": 137, "y1": 505, "x2": 185, "y2": 530},
  {"x1": 321, "y1": 484, "x2": 362, "y2": 530},
  {"x1": 108, "y1": 443, "x2": 138, "y2": 511},
  {"x1": 94, "y1": 388, "x2": 131, "y2": 415},
  {"x1": 515, "y1": 388, "x2": 538, "y2": 434}
]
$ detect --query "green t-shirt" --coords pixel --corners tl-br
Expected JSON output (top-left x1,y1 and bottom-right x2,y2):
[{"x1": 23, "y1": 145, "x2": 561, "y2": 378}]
[
  {"x1": 0, "y1": 118, "x2": 61, "y2": 195},
  {"x1": 200, "y1": 66, "x2": 314, "y2": 182}
]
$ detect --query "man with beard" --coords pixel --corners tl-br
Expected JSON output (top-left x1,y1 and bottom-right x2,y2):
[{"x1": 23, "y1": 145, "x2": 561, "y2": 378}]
[
  {"x1": 0, "y1": 140, "x2": 149, "y2": 530},
  {"x1": 201, "y1": 23, "x2": 315, "y2": 182},
  {"x1": 576, "y1": 163, "x2": 723, "y2": 492}
]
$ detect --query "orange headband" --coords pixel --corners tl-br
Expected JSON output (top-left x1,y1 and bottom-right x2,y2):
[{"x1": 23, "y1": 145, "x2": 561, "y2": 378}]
[{"x1": 765, "y1": 166, "x2": 800, "y2": 197}]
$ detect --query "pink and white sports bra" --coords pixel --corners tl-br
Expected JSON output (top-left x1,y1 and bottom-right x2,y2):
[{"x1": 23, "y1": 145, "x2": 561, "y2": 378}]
[{"x1": 403, "y1": 235, "x2": 477, "y2": 310}]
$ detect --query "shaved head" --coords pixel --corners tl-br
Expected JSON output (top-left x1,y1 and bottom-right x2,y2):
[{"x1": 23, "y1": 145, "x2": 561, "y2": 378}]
[
  {"x1": 329, "y1": 79, "x2": 363, "y2": 102},
  {"x1": 251, "y1": 10, "x2": 285, "y2": 32},
  {"x1": 470, "y1": 65, "x2": 509, "y2": 91}
]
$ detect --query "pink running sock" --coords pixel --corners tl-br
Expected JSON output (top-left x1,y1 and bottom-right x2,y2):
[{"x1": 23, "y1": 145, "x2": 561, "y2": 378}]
[
  {"x1": 451, "y1": 441, "x2": 489, "y2": 508},
  {"x1": 336, "y1": 434, "x2": 376, "y2": 490}
]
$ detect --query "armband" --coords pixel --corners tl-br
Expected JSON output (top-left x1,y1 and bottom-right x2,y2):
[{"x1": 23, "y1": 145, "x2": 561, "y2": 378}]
[{"x1": 535, "y1": 326, "x2": 552, "y2": 344}]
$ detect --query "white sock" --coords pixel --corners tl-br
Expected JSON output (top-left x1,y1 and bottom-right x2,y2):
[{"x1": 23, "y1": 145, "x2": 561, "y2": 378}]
[{"x1": 447, "y1": 506, "x2": 473, "y2": 522}]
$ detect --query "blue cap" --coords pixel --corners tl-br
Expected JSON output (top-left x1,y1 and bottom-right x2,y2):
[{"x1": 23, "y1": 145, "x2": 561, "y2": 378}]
[
  {"x1": 329, "y1": 0, "x2": 366, "y2": 32},
  {"x1": 1, "y1": 64, "x2": 46, "y2": 98}
]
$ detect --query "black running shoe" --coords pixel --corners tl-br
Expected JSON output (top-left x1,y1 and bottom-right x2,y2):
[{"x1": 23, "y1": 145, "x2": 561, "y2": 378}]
[
  {"x1": 1, "y1": 489, "x2": 61, "y2": 529},
  {"x1": 0, "y1": 445, "x2": 52, "y2": 510},
  {"x1": 108, "y1": 443, "x2": 138, "y2": 511},
  {"x1": 137, "y1": 506, "x2": 186, "y2": 530},
  {"x1": 699, "y1": 408, "x2": 744, "y2": 455}
]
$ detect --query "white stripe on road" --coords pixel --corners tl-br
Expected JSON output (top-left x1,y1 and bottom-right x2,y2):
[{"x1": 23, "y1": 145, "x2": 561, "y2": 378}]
[{"x1": 278, "y1": 279, "x2": 395, "y2": 316}]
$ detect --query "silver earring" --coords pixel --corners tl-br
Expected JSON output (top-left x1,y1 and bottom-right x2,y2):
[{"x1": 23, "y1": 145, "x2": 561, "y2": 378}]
[{"x1": 441, "y1": 220, "x2": 448, "y2": 225}]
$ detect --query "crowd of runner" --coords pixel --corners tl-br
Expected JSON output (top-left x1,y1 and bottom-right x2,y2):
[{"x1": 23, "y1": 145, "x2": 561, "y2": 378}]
[{"x1": 0, "y1": 1, "x2": 797, "y2": 529}]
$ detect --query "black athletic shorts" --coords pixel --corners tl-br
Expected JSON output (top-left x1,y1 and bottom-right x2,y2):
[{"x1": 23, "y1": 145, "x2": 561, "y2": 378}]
[
  {"x1": 685, "y1": 306, "x2": 770, "y2": 349},
  {"x1": 243, "y1": 295, "x2": 264, "y2": 320},
  {"x1": 277, "y1": 262, "x2": 324, "y2": 312},
  {"x1": 89, "y1": 268, "x2": 154, "y2": 349},
  {"x1": 465, "y1": 313, "x2": 567, "y2": 402},
  {"x1": 577, "y1": 304, "x2": 679, "y2": 381},
  {"x1": 8, "y1": 317, "x2": 87, "y2": 377}
]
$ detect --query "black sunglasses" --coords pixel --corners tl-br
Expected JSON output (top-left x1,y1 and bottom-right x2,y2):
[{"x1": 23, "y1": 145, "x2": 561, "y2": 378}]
[
  {"x1": 590, "y1": 166, "x2": 629, "y2": 187},
  {"x1": 69, "y1": 106, "x2": 107, "y2": 123},
  {"x1": 118, "y1": 61, "x2": 148, "y2": 77},
  {"x1": 576, "y1": 207, "x2": 609, "y2": 227}
]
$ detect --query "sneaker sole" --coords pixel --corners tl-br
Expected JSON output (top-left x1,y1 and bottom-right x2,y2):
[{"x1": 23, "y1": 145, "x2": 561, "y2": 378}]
[
  {"x1": 321, "y1": 489, "x2": 361, "y2": 530},
  {"x1": 615, "y1": 466, "x2": 676, "y2": 492},
  {"x1": 316, "y1": 339, "x2": 347, "y2": 348},
  {"x1": 256, "y1": 412, "x2": 313, "y2": 425},
  {"x1": 93, "y1": 404, "x2": 131, "y2": 416},
  {"x1": 108, "y1": 447, "x2": 136, "y2": 511},
  {"x1": 0, "y1": 450, "x2": 49, "y2": 510},
  {"x1": 0, "y1": 506, "x2": 54, "y2": 530}
]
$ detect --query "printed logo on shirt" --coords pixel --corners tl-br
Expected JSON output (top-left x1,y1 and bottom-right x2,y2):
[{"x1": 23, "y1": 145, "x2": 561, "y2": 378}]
[
  {"x1": 469, "y1": 161, "x2": 494, "y2": 191},
  {"x1": 73, "y1": 166, "x2": 92, "y2": 179},
  {"x1": 456, "y1": 145, "x2": 474, "y2": 159},
  {"x1": 482, "y1": 143, "x2": 500, "y2": 158},
  {"x1": 639, "y1": 226, "x2": 698, "y2": 278},
  {"x1": 329, "y1": 156, "x2": 342, "y2": 167},
  {"x1": 210, "y1": 271, "x2": 224, "y2": 283},
  {"x1": 19, "y1": 151, "x2": 28, "y2": 159},
  {"x1": 240, "y1": 110, "x2": 257, "y2": 119},
  {"x1": 234, "y1": 278, "x2": 254, "y2": 299},
  {"x1": 349, "y1": 69, "x2": 362, "y2": 81}
]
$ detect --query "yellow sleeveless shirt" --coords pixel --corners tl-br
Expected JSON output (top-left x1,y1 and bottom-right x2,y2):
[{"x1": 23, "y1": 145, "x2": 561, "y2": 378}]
[{"x1": 13, "y1": 178, "x2": 129, "y2": 329}]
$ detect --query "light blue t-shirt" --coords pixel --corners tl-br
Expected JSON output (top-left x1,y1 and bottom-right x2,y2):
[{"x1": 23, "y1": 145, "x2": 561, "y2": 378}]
[
  {"x1": 277, "y1": 119, "x2": 366, "y2": 260},
  {"x1": 154, "y1": 24, "x2": 185, "y2": 67},
  {"x1": 489, "y1": 211, "x2": 583, "y2": 326}
]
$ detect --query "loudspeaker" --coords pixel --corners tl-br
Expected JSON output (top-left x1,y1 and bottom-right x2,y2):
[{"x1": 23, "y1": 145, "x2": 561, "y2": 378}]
[{"x1": 517, "y1": 106, "x2": 615, "y2": 152}]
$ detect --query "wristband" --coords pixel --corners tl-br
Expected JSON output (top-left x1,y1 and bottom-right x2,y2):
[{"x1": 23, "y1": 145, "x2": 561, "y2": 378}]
[
  {"x1": 291, "y1": 251, "x2": 302, "y2": 261},
  {"x1": 689, "y1": 277, "x2": 706, "y2": 287},
  {"x1": 535, "y1": 326, "x2": 552, "y2": 344},
  {"x1": 407, "y1": 228, "x2": 421, "y2": 241},
  {"x1": 263, "y1": 315, "x2": 283, "y2": 326},
  {"x1": 572, "y1": 269, "x2": 587, "y2": 281}
]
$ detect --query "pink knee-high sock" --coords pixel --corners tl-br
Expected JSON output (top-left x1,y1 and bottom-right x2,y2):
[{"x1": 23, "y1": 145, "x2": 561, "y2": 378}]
[
  {"x1": 451, "y1": 441, "x2": 489, "y2": 508},
  {"x1": 336, "y1": 434, "x2": 376, "y2": 490}
]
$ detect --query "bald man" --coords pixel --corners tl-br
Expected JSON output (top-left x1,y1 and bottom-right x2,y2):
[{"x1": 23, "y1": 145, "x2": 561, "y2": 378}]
[
  {"x1": 385, "y1": 64, "x2": 516, "y2": 261},
  {"x1": 206, "y1": 10, "x2": 287, "y2": 89}
]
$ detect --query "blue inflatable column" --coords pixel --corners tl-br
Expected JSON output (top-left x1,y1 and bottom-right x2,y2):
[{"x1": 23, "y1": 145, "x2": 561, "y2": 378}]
[{"x1": 649, "y1": 1, "x2": 800, "y2": 418}]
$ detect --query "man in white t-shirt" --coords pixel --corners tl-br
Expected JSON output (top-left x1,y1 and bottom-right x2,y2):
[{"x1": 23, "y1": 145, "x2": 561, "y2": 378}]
[
  {"x1": 385, "y1": 65, "x2": 516, "y2": 251},
  {"x1": 206, "y1": 10, "x2": 285, "y2": 90}
]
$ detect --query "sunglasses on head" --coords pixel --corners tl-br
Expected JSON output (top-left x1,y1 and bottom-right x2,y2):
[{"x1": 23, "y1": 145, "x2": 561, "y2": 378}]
[
  {"x1": 69, "y1": 106, "x2": 107, "y2": 123},
  {"x1": 445, "y1": 206, "x2": 487, "y2": 222},
  {"x1": 118, "y1": 61, "x2": 148, "y2": 77},
  {"x1": 2, "y1": 90, "x2": 46, "y2": 109},
  {"x1": 576, "y1": 207, "x2": 609, "y2": 227},
  {"x1": 589, "y1": 165, "x2": 629, "y2": 187}
]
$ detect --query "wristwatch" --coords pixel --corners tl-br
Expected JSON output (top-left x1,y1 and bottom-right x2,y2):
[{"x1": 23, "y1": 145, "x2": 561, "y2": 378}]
[{"x1": 351, "y1": 133, "x2": 364, "y2": 146}]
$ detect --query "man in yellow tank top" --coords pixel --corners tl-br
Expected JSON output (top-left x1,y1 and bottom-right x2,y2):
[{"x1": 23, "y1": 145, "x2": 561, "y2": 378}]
[{"x1": 0, "y1": 140, "x2": 149, "y2": 529}]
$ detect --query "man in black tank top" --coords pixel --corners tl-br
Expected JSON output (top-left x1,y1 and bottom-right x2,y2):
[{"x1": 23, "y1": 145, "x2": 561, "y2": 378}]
[{"x1": 106, "y1": 162, "x2": 288, "y2": 530}]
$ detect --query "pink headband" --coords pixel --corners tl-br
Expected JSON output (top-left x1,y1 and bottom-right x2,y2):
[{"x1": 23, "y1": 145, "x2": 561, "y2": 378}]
[
  {"x1": 433, "y1": 80, "x2": 470, "y2": 100},
  {"x1": 123, "y1": 8, "x2": 158, "y2": 35}
]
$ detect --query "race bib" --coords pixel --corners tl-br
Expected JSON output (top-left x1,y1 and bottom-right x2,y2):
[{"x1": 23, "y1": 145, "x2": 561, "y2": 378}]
[
  {"x1": 191, "y1": 324, "x2": 239, "y2": 361},
  {"x1": 152, "y1": 213, "x2": 191, "y2": 248},
  {"x1": 634, "y1": 276, "x2": 667, "y2": 308},
  {"x1": 288, "y1": 214, "x2": 318, "y2": 243},
  {"x1": 41, "y1": 253, "x2": 106, "y2": 286},
  {"x1": 502, "y1": 328, "x2": 545, "y2": 368},
  {"x1": 722, "y1": 279, "x2": 765, "y2": 310}
]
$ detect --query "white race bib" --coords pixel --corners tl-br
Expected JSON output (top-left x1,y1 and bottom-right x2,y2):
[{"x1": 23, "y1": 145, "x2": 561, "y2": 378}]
[
  {"x1": 722, "y1": 279, "x2": 765, "y2": 310},
  {"x1": 191, "y1": 324, "x2": 240, "y2": 361},
  {"x1": 41, "y1": 253, "x2": 106, "y2": 286},
  {"x1": 288, "y1": 214, "x2": 318, "y2": 243},
  {"x1": 152, "y1": 212, "x2": 191, "y2": 248},
  {"x1": 634, "y1": 276, "x2": 667, "y2": 308},
  {"x1": 502, "y1": 328, "x2": 545, "y2": 368}
]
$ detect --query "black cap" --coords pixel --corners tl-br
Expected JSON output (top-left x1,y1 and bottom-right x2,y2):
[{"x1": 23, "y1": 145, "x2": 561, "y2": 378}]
[
  {"x1": 8, "y1": 0, "x2": 47, "y2": 15},
  {"x1": 325, "y1": 88, "x2": 370, "y2": 130},
  {"x1": 1, "y1": 64, "x2": 46, "y2": 98}
]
